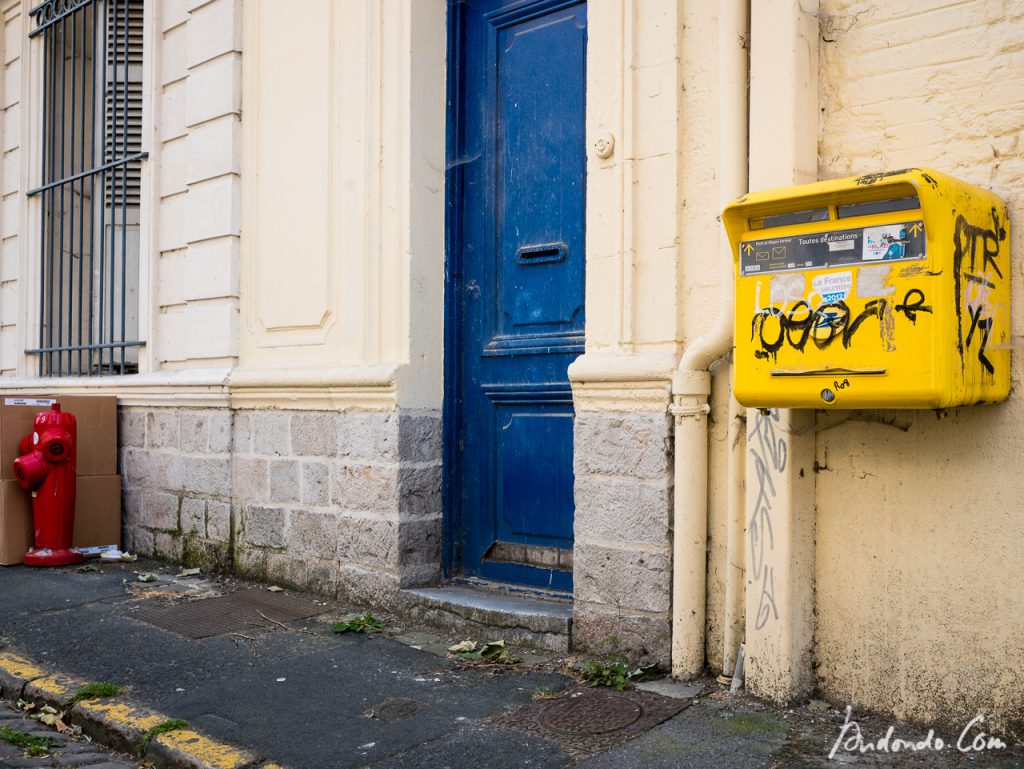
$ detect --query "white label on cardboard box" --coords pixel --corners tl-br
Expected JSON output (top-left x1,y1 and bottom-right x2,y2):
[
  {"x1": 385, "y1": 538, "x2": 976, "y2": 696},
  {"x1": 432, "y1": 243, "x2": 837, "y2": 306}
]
[
  {"x1": 4, "y1": 398, "x2": 55, "y2": 406},
  {"x1": 78, "y1": 545, "x2": 119, "y2": 556}
]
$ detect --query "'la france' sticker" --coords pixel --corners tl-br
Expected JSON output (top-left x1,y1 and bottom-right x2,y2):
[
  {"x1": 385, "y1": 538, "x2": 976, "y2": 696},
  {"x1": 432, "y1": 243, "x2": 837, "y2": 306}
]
[{"x1": 812, "y1": 270, "x2": 853, "y2": 303}]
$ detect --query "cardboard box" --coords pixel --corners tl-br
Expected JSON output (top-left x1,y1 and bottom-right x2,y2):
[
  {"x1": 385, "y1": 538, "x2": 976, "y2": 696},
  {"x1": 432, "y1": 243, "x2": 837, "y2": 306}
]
[
  {"x1": 0, "y1": 481, "x2": 32, "y2": 565},
  {"x1": 0, "y1": 395, "x2": 117, "y2": 479},
  {"x1": 0, "y1": 475, "x2": 122, "y2": 565},
  {"x1": 72, "y1": 475, "x2": 122, "y2": 549}
]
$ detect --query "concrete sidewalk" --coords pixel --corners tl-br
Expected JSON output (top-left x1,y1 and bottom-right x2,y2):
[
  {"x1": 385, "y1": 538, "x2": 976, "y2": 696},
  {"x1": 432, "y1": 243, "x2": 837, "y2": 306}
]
[{"x1": 0, "y1": 561, "x2": 1020, "y2": 769}]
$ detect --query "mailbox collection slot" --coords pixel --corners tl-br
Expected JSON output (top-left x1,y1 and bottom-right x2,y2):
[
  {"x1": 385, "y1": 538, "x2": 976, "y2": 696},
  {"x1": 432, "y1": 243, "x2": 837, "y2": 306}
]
[
  {"x1": 750, "y1": 207, "x2": 830, "y2": 230},
  {"x1": 837, "y1": 195, "x2": 920, "y2": 218}
]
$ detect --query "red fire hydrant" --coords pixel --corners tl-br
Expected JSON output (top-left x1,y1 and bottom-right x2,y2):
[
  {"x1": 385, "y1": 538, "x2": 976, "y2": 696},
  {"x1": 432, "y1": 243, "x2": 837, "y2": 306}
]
[{"x1": 12, "y1": 404, "x2": 82, "y2": 567}]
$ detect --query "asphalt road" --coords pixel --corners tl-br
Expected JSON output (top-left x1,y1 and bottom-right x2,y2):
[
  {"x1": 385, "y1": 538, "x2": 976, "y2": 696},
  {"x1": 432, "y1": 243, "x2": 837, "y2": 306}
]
[{"x1": 1, "y1": 562, "x2": 1020, "y2": 769}]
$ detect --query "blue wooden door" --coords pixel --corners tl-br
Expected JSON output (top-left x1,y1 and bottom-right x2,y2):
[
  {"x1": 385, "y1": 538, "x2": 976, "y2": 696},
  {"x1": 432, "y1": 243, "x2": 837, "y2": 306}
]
[{"x1": 445, "y1": 0, "x2": 586, "y2": 592}]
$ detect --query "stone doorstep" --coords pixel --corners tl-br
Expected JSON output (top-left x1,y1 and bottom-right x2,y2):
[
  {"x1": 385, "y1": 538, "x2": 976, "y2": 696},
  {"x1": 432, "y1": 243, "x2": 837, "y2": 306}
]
[{"x1": 400, "y1": 585, "x2": 573, "y2": 654}]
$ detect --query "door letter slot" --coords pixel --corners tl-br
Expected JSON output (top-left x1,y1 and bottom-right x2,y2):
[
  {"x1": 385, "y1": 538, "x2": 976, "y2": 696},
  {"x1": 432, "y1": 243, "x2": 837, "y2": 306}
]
[{"x1": 517, "y1": 243, "x2": 567, "y2": 266}]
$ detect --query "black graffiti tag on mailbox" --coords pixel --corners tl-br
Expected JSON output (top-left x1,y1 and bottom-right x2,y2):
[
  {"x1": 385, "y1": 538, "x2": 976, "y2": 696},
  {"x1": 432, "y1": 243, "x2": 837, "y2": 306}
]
[
  {"x1": 953, "y1": 208, "x2": 1006, "y2": 375},
  {"x1": 750, "y1": 290, "x2": 933, "y2": 361}
]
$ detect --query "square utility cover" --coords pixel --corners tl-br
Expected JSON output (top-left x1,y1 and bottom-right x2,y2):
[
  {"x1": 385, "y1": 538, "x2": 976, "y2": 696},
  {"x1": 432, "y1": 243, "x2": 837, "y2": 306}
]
[{"x1": 131, "y1": 589, "x2": 324, "y2": 639}]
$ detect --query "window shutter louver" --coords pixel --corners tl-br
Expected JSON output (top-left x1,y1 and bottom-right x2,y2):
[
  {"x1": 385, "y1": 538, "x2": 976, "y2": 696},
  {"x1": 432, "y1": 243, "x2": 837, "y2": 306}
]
[{"x1": 104, "y1": 0, "x2": 143, "y2": 207}]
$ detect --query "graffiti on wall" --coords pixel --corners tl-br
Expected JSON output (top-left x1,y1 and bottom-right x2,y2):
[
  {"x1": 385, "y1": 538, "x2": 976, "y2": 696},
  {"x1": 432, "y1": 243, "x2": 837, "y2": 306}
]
[{"x1": 748, "y1": 408, "x2": 786, "y2": 629}]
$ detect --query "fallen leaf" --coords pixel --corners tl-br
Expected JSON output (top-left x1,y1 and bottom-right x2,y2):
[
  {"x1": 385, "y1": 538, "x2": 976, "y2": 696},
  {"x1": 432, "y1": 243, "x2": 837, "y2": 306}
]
[
  {"x1": 176, "y1": 568, "x2": 201, "y2": 578},
  {"x1": 267, "y1": 586, "x2": 283, "y2": 593},
  {"x1": 479, "y1": 640, "x2": 519, "y2": 664},
  {"x1": 627, "y1": 663, "x2": 660, "y2": 681},
  {"x1": 76, "y1": 564, "x2": 100, "y2": 573},
  {"x1": 450, "y1": 639, "x2": 519, "y2": 664},
  {"x1": 137, "y1": 573, "x2": 157, "y2": 583}
]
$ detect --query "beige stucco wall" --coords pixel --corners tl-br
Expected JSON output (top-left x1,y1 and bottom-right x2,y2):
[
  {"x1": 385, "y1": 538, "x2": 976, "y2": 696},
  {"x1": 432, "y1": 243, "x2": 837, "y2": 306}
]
[
  {"x1": 234, "y1": 0, "x2": 445, "y2": 411},
  {"x1": 815, "y1": 0, "x2": 1024, "y2": 732},
  {"x1": 0, "y1": 0, "x2": 24, "y2": 376},
  {"x1": 570, "y1": 0, "x2": 687, "y2": 403},
  {"x1": 155, "y1": 0, "x2": 242, "y2": 371}
]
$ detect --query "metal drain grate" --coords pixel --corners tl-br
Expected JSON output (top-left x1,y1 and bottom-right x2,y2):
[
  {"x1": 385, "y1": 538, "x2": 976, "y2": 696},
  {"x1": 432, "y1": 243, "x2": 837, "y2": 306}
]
[
  {"x1": 131, "y1": 589, "x2": 324, "y2": 639},
  {"x1": 492, "y1": 686, "x2": 691, "y2": 754}
]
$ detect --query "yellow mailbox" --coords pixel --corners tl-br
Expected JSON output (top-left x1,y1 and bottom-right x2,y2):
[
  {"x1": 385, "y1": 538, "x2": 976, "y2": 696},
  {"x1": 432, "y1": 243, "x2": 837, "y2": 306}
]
[{"x1": 725, "y1": 168, "x2": 1010, "y2": 409}]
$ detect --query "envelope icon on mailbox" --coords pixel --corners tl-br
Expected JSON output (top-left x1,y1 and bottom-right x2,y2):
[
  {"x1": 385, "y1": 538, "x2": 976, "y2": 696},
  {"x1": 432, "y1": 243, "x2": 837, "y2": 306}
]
[{"x1": 771, "y1": 246, "x2": 787, "y2": 260}]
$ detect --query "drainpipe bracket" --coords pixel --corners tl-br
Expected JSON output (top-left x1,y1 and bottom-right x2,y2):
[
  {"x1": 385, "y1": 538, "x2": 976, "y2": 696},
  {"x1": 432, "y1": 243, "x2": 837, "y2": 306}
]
[{"x1": 669, "y1": 402, "x2": 711, "y2": 420}]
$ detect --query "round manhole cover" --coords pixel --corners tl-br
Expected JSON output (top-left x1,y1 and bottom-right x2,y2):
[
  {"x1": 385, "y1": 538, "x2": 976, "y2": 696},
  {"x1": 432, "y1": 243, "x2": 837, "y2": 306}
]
[{"x1": 540, "y1": 692, "x2": 645, "y2": 736}]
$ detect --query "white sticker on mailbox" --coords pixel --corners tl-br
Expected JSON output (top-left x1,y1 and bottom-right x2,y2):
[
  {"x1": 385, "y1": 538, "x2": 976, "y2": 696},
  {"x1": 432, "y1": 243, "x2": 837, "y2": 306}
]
[
  {"x1": 4, "y1": 398, "x2": 55, "y2": 406},
  {"x1": 828, "y1": 239, "x2": 855, "y2": 252}
]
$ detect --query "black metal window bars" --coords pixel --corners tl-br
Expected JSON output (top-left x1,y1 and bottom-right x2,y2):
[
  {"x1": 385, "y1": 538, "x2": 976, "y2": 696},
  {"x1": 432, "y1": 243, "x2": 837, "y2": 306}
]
[{"x1": 27, "y1": 0, "x2": 145, "y2": 376}]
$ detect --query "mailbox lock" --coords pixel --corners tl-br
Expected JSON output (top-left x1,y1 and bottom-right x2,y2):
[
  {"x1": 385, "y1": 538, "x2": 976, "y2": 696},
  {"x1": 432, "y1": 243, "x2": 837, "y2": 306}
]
[{"x1": 820, "y1": 388, "x2": 836, "y2": 404}]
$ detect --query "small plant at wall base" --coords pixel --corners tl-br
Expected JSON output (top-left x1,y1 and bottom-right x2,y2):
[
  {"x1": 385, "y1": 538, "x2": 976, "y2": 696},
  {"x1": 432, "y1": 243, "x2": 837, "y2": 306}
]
[
  {"x1": 333, "y1": 613, "x2": 385, "y2": 634},
  {"x1": 580, "y1": 655, "x2": 632, "y2": 690},
  {"x1": 579, "y1": 636, "x2": 659, "y2": 691}
]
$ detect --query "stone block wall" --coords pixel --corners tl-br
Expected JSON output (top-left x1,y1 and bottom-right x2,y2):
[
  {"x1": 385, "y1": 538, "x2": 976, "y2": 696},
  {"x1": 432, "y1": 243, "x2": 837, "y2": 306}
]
[
  {"x1": 572, "y1": 410, "x2": 674, "y2": 663},
  {"x1": 123, "y1": 402, "x2": 675, "y2": 662},
  {"x1": 119, "y1": 407, "x2": 234, "y2": 567},
  {"x1": 119, "y1": 406, "x2": 443, "y2": 606}
]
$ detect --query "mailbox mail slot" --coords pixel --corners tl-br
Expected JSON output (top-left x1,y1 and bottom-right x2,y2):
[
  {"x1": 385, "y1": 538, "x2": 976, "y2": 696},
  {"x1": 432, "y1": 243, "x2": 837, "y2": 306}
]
[{"x1": 724, "y1": 168, "x2": 1010, "y2": 409}]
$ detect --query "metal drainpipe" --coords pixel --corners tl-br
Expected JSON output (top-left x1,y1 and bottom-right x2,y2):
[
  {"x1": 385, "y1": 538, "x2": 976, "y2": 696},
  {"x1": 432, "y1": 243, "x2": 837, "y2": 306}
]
[{"x1": 670, "y1": 0, "x2": 750, "y2": 679}]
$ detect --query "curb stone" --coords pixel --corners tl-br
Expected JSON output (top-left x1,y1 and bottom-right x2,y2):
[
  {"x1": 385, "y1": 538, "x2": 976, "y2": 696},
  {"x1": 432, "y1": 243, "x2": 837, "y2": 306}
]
[
  {"x1": 69, "y1": 699, "x2": 170, "y2": 756},
  {"x1": 0, "y1": 649, "x2": 289, "y2": 769},
  {"x1": 0, "y1": 651, "x2": 48, "y2": 698},
  {"x1": 147, "y1": 729, "x2": 260, "y2": 769},
  {"x1": 24, "y1": 673, "x2": 92, "y2": 711}
]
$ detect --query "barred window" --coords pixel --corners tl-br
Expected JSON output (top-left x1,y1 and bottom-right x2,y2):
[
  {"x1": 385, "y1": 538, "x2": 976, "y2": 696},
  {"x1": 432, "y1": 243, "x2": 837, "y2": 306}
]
[{"x1": 28, "y1": 0, "x2": 145, "y2": 376}]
